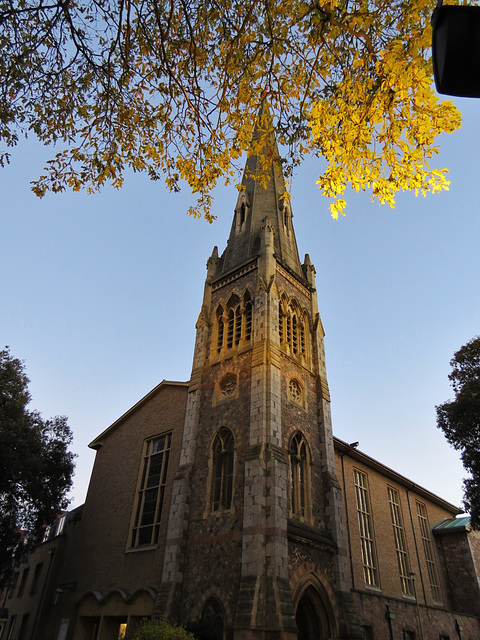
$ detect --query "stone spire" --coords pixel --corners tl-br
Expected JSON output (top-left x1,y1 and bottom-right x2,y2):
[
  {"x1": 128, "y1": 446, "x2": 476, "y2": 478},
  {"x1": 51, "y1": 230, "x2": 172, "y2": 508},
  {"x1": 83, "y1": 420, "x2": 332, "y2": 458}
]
[{"x1": 216, "y1": 106, "x2": 304, "y2": 279}]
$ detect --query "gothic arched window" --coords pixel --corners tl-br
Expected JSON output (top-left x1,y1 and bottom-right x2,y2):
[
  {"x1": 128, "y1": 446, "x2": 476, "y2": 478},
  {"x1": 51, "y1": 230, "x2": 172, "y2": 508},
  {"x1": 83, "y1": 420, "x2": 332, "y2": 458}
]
[
  {"x1": 244, "y1": 292, "x2": 252, "y2": 342},
  {"x1": 215, "y1": 292, "x2": 253, "y2": 355},
  {"x1": 289, "y1": 432, "x2": 311, "y2": 521},
  {"x1": 216, "y1": 306, "x2": 224, "y2": 353},
  {"x1": 211, "y1": 428, "x2": 235, "y2": 512},
  {"x1": 279, "y1": 298, "x2": 308, "y2": 362}
]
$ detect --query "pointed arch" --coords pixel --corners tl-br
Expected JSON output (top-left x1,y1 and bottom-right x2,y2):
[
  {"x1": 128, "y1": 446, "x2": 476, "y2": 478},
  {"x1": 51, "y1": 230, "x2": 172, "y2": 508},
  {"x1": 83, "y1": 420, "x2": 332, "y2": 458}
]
[
  {"x1": 294, "y1": 580, "x2": 337, "y2": 640},
  {"x1": 216, "y1": 305, "x2": 225, "y2": 353},
  {"x1": 278, "y1": 294, "x2": 310, "y2": 364},
  {"x1": 201, "y1": 597, "x2": 225, "y2": 640},
  {"x1": 209, "y1": 427, "x2": 235, "y2": 513},
  {"x1": 235, "y1": 190, "x2": 250, "y2": 233},
  {"x1": 289, "y1": 431, "x2": 312, "y2": 522},
  {"x1": 243, "y1": 290, "x2": 253, "y2": 342},
  {"x1": 214, "y1": 290, "x2": 254, "y2": 356}
]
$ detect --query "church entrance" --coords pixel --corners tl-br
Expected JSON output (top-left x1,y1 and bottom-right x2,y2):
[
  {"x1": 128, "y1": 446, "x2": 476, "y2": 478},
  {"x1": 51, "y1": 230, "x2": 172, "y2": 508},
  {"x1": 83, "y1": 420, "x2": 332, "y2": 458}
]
[{"x1": 295, "y1": 585, "x2": 333, "y2": 640}]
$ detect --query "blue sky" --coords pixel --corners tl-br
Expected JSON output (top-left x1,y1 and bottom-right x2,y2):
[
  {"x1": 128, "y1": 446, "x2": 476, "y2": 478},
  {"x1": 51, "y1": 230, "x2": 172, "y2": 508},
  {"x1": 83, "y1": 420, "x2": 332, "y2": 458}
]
[{"x1": 1, "y1": 95, "x2": 479, "y2": 513}]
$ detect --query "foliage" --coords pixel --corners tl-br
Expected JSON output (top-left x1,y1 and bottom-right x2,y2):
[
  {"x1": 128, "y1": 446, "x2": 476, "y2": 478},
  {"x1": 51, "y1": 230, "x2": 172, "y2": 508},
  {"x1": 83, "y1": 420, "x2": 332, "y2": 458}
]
[
  {"x1": 0, "y1": 347, "x2": 75, "y2": 588},
  {"x1": 0, "y1": 0, "x2": 461, "y2": 220},
  {"x1": 130, "y1": 619, "x2": 196, "y2": 640},
  {"x1": 436, "y1": 336, "x2": 480, "y2": 528}
]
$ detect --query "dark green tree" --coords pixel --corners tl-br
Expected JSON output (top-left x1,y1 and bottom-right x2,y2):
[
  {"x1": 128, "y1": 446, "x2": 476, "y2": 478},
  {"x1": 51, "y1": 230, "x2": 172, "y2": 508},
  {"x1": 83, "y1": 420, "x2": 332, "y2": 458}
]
[
  {"x1": 0, "y1": 347, "x2": 75, "y2": 588},
  {"x1": 436, "y1": 336, "x2": 480, "y2": 528}
]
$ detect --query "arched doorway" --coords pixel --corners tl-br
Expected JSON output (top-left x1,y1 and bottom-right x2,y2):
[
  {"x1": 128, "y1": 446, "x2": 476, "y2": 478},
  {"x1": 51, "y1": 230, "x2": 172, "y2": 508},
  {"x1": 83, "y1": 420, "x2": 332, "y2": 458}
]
[
  {"x1": 200, "y1": 597, "x2": 225, "y2": 640},
  {"x1": 295, "y1": 585, "x2": 333, "y2": 640}
]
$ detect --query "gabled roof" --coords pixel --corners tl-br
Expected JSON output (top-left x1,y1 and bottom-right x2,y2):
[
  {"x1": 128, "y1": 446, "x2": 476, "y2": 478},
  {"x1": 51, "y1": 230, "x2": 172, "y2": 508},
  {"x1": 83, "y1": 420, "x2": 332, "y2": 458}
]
[{"x1": 88, "y1": 380, "x2": 188, "y2": 450}]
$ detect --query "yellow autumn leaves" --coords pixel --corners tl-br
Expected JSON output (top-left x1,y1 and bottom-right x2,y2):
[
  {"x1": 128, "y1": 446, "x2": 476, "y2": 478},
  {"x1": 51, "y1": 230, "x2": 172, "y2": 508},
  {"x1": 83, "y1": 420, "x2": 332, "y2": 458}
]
[{"x1": 1, "y1": 0, "x2": 462, "y2": 219}]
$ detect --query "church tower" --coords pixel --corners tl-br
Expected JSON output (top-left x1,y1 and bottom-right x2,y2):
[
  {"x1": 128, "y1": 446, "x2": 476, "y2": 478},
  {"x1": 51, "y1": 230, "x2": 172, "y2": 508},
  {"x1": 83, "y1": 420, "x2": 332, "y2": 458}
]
[{"x1": 157, "y1": 112, "x2": 355, "y2": 640}]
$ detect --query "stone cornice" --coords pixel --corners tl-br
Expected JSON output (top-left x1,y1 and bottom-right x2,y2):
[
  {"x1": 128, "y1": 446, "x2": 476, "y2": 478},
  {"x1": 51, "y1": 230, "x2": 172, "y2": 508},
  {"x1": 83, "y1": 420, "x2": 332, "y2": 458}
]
[
  {"x1": 211, "y1": 260, "x2": 257, "y2": 291},
  {"x1": 276, "y1": 262, "x2": 312, "y2": 298}
]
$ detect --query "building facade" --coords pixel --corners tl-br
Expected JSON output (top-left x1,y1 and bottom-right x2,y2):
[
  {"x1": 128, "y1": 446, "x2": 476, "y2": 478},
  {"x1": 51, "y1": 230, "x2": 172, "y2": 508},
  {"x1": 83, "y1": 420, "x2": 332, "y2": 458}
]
[{"x1": 3, "y1": 121, "x2": 480, "y2": 640}]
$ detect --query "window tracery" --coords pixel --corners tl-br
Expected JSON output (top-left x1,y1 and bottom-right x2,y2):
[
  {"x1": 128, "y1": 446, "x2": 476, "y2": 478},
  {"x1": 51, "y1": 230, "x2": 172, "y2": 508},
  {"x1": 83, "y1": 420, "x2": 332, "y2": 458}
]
[
  {"x1": 288, "y1": 378, "x2": 302, "y2": 404},
  {"x1": 289, "y1": 431, "x2": 311, "y2": 521},
  {"x1": 215, "y1": 291, "x2": 253, "y2": 355},
  {"x1": 279, "y1": 296, "x2": 308, "y2": 363},
  {"x1": 220, "y1": 373, "x2": 237, "y2": 397},
  {"x1": 211, "y1": 428, "x2": 235, "y2": 512}
]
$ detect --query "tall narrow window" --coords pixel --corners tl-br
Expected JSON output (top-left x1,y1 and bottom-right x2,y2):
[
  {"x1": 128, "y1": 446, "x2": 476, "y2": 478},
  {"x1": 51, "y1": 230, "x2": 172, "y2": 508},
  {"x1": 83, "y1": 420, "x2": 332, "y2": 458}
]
[
  {"x1": 7, "y1": 616, "x2": 16, "y2": 640},
  {"x1": 30, "y1": 562, "x2": 43, "y2": 595},
  {"x1": 279, "y1": 305, "x2": 284, "y2": 342},
  {"x1": 290, "y1": 432, "x2": 311, "y2": 520},
  {"x1": 245, "y1": 300, "x2": 252, "y2": 341},
  {"x1": 388, "y1": 487, "x2": 414, "y2": 596},
  {"x1": 17, "y1": 614, "x2": 29, "y2": 640},
  {"x1": 353, "y1": 469, "x2": 379, "y2": 587},
  {"x1": 417, "y1": 502, "x2": 442, "y2": 602},
  {"x1": 8, "y1": 572, "x2": 19, "y2": 599},
  {"x1": 279, "y1": 298, "x2": 308, "y2": 362},
  {"x1": 211, "y1": 428, "x2": 234, "y2": 512},
  {"x1": 216, "y1": 308, "x2": 224, "y2": 353},
  {"x1": 235, "y1": 307, "x2": 242, "y2": 345},
  {"x1": 227, "y1": 309, "x2": 235, "y2": 349},
  {"x1": 55, "y1": 514, "x2": 66, "y2": 536},
  {"x1": 217, "y1": 293, "x2": 253, "y2": 354},
  {"x1": 17, "y1": 567, "x2": 29, "y2": 597},
  {"x1": 130, "y1": 433, "x2": 171, "y2": 547},
  {"x1": 300, "y1": 320, "x2": 306, "y2": 357},
  {"x1": 239, "y1": 203, "x2": 246, "y2": 226},
  {"x1": 292, "y1": 315, "x2": 298, "y2": 354}
]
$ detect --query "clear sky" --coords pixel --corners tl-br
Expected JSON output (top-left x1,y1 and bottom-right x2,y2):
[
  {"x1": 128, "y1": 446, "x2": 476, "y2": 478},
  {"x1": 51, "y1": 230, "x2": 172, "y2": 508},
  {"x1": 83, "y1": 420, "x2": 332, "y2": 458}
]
[{"x1": 1, "y1": 94, "x2": 479, "y2": 514}]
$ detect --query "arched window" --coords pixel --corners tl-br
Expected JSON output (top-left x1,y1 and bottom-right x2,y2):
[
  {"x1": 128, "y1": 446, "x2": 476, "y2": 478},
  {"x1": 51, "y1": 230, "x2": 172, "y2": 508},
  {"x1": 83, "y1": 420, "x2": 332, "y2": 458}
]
[
  {"x1": 279, "y1": 299, "x2": 308, "y2": 361},
  {"x1": 216, "y1": 306, "x2": 224, "y2": 353},
  {"x1": 211, "y1": 428, "x2": 234, "y2": 512},
  {"x1": 290, "y1": 432, "x2": 311, "y2": 520},
  {"x1": 215, "y1": 292, "x2": 253, "y2": 354},
  {"x1": 227, "y1": 308, "x2": 235, "y2": 349},
  {"x1": 244, "y1": 298, "x2": 252, "y2": 341},
  {"x1": 239, "y1": 202, "x2": 246, "y2": 226}
]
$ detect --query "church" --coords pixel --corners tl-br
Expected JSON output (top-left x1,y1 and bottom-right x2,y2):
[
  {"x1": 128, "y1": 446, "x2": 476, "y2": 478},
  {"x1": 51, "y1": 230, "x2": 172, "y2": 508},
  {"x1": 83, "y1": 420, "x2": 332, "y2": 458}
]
[{"x1": 3, "y1": 119, "x2": 480, "y2": 640}]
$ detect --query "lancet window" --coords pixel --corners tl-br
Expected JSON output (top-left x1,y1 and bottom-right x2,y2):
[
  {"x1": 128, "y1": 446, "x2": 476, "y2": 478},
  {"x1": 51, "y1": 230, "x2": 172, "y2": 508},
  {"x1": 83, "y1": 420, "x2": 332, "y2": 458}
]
[
  {"x1": 211, "y1": 427, "x2": 235, "y2": 512},
  {"x1": 215, "y1": 291, "x2": 253, "y2": 354},
  {"x1": 279, "y1": 297, "x2": 308, "y2": 361},
  {"x1": 289, "y1": 431, "x2": 311, "y2": 521}
]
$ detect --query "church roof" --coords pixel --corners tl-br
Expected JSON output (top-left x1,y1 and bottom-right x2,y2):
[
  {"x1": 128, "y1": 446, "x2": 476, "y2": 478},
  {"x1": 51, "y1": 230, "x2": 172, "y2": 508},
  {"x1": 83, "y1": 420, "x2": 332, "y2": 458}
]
[
  {"x1": 88, "y1": 380, "x2": 188, "y2": 450},
  {"x1": 216, "y1": 106, "x2": 304, "y2": 280},
  {"x1": 334, "y1": 437, "x2": 462, "y2": 515}
]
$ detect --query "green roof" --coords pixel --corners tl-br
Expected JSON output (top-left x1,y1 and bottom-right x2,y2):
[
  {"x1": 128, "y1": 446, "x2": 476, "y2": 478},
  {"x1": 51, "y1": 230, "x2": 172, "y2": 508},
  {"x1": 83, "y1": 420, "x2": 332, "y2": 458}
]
[{"x1": 433, "y1": 516, "x2": 471, "y2": 533}]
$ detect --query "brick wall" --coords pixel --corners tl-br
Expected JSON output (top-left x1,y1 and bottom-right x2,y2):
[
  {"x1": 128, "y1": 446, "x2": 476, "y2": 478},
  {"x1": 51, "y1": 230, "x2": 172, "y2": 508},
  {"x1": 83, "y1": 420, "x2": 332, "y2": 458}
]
[{"x1": 71, "y1": 382, "x2": 188, "y2": 599}]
